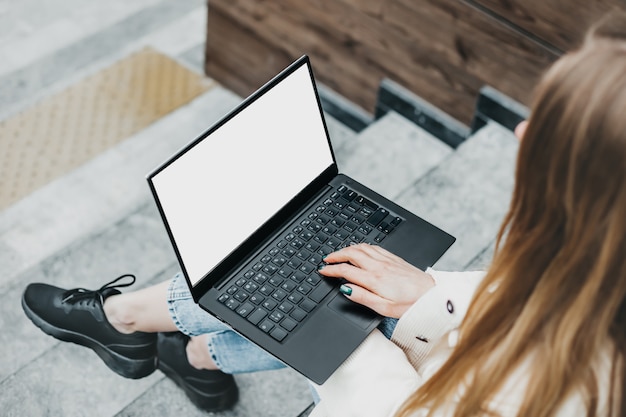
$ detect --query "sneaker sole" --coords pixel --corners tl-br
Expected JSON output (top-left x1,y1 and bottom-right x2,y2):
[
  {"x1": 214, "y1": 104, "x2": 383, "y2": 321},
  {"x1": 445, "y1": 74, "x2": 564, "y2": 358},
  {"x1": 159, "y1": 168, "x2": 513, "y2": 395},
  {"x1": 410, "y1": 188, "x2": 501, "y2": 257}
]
[
  {"x1": 158, "y1": 360, "x2": 239, "y2": 411},
  {"x1": 22, "y1": 296, "x2": 156, "y2": 379}
]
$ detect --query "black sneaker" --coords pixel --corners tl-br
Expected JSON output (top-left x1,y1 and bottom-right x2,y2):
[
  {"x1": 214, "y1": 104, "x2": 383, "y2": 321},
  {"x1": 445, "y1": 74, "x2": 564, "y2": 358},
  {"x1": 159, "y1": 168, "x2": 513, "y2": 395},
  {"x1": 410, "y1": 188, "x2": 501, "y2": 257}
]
[
  {"x1": 21, "y1": 274, "x2": 157, "y2": 379},
  {"x1": 157, "y1": 332, "x2": 239, "y2": 412}
]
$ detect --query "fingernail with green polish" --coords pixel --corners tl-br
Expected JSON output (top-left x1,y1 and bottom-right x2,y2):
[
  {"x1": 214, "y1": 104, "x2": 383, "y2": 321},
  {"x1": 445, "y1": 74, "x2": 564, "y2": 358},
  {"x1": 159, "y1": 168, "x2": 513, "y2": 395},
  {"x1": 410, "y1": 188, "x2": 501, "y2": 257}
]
[{"x1": 339, "y1": 284, "x2": 352, "y2": 296}]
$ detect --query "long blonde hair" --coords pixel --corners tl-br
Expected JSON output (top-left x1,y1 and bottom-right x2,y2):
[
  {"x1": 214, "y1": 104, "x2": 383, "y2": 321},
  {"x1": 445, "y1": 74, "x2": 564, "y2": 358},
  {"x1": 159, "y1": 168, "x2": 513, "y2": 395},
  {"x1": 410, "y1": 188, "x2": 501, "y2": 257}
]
[{"x1": 397, "y1": 15, "x2": 626, "y2": 417}]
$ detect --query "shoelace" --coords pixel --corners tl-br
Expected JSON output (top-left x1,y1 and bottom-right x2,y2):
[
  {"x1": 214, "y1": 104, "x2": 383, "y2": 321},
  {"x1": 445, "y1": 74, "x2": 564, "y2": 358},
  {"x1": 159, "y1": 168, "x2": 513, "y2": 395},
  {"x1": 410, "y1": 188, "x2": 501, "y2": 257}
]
[{"x1": 61, "y1": 274, "x2": 136, "y2": 304}]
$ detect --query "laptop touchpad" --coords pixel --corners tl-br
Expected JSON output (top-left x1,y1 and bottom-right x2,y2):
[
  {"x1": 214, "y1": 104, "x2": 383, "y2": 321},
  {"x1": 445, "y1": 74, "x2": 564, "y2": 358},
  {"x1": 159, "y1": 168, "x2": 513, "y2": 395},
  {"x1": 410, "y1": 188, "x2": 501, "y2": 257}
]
[{"x1": 327, "y1": 294, "x2": 380, "y2": 329}]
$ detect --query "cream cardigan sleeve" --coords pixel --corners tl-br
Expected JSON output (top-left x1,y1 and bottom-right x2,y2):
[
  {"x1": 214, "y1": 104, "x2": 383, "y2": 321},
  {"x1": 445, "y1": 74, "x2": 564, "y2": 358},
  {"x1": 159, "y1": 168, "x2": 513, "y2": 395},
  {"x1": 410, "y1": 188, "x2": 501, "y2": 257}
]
[{"x1": 391, "y1": 269, "x2": 485, "y2": 371}]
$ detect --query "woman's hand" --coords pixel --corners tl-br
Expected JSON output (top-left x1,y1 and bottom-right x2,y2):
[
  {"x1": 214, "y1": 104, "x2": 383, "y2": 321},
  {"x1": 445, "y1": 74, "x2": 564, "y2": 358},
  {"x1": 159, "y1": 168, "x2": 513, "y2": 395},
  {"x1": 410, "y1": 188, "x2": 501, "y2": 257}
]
[{"x1": 318, "y1": 243, "x2": 435, "y2": 318}]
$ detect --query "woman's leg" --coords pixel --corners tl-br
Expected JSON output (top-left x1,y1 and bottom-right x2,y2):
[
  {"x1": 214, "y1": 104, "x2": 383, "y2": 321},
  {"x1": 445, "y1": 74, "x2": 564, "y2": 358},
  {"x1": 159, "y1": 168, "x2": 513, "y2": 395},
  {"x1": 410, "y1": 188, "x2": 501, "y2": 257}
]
[
  {"x1": 162, "y1": 272, "x2": 286, "y2": 374},
  {"x1": 186, "y1": 334, "x2": 216, "y2": 369},
  {"x1": 103, "y1": 280, "x2": 224, "y2": 370},
  {"x1": 103, "y1": 280, "x2": 178, "y2": 334},
  {"x1": 103, "y1": 272, "x2": 285, "y2": 372},
  {"x1": 102, "y1": 280, "x2": 240, "y2": 371}
]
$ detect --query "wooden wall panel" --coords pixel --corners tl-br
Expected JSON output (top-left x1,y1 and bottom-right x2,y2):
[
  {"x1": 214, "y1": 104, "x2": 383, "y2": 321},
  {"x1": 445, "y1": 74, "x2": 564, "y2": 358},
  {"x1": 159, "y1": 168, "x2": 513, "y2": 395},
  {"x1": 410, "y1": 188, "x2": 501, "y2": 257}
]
[
  {"x1": 204, "y1": 0, "x2": 621, "y2": 125},
  {"x1": 470, "y1": 0, "x2": 625, "y2": 52},
  {"x1": 374, "y1": 0, "x2": 557, "y2": 117}
]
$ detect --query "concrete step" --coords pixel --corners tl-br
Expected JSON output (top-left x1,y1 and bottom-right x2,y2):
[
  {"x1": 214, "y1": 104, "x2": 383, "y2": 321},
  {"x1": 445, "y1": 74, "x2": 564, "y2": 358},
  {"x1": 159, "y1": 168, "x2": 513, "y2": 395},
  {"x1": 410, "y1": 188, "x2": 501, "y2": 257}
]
[
  {"x1": 325, "y1": 111, "x2": 359, "y2": 153},
  {"x1": 396, "y1": 121, "x2": 520, "y2": 271},
  {"x1": 375, "y1": 78, "x2": 470, "y2": 148},
  {"x1": 337, "y1": 111, "x2": 453, "y2": 202},
  {"x1": 0, "y1": 0, "x2": 208, "y2": 121},
  {"x1": 318, "y1": 83, "x2": 373, "y2": 132}
]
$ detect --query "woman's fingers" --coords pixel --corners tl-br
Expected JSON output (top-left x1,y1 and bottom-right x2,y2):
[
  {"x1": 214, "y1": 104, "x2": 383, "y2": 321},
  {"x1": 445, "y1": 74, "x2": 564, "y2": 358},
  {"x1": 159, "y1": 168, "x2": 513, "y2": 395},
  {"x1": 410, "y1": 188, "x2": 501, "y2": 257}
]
[
  {"x1": 319, "y1": 260, "x2": 376, "y2": 289},
  {"x1": 319, "y1": 243, "x2": 435, "y2": 318},
  {"x1": 323, "y1": 243, "x2": 387, "y2": 268},
  {"x1": 339, "y1": 283, "x2": 394, "y2": 317},
  {"x1": 324, "y1": 243, "x2": 381, "y2": 262},
  {"x1": 320, "y1": 244, "x2": 402, "y2": 291}
]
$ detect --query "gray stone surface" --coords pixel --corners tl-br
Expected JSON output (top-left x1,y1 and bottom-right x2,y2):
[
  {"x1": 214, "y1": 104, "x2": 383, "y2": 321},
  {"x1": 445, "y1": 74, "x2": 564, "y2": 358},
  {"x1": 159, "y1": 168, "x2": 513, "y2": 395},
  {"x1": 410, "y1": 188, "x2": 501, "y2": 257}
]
[
  {"x1": 397, "y1": 122, "x2": 519, "y2": 271},
  {"x1": 119, "y1": 369, "x2": 312, "y2": 417},
  {"x1": 339, "y1": 111, "x2": 453, "y2": 201},
  {"x1": 324, "y1": 112, "x2": 358, "y2": 155},
  {"x1": 0, "y1": 343, "x2": 162, "y2": 417},
  {"x1": 465, "y1": 239, "x2": 497, "y2": 270},
  {"x1": 0, "y1": 0, "x2": 205, "y2": 119},
  {"x1": 178, "y1": 43, "x2": 206, "y2": 74}
]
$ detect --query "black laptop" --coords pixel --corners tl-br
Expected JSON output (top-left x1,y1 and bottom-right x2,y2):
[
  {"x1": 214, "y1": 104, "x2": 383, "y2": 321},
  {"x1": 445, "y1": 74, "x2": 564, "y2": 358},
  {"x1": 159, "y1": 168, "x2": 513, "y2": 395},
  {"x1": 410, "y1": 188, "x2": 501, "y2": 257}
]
[{"x1": 147, "y1": 55, "x2": 455, "y2": 384}]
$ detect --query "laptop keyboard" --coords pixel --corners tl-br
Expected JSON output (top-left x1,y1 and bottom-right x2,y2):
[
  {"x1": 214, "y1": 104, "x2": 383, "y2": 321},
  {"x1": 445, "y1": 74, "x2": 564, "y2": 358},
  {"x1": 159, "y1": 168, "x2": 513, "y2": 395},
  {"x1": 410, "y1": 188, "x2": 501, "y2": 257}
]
[{"x1": 216, "y1": 185, "x2": 404, "y2": 343}]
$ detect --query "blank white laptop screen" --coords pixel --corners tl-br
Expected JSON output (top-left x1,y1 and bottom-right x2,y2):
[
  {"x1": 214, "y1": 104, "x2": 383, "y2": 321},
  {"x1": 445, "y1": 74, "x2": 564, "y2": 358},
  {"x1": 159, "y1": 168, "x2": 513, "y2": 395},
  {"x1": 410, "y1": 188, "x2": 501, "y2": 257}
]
[{"x1": 151, "y1": 64, "x2": 334, "y2": 286}]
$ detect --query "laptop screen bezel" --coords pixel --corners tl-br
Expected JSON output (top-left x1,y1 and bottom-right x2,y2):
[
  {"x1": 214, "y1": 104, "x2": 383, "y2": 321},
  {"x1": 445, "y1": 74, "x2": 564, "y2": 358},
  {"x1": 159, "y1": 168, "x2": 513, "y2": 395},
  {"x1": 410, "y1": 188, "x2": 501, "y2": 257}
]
[{"x1": 146, "y1": 55, "x2": 339, "y2": 301}]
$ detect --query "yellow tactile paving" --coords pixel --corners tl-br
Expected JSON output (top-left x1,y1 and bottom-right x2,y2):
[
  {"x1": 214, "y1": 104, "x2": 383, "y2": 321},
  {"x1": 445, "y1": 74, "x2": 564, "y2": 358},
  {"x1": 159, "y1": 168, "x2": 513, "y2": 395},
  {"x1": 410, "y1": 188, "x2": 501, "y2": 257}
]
[{"x1": 0, "y1": 47, "x2": 214, "y2": 211}]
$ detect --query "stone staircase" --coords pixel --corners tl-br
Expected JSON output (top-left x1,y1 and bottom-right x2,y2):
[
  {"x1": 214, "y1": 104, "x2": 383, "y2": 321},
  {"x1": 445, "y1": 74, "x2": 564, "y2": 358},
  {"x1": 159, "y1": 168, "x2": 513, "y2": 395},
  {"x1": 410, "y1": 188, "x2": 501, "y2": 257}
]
[{"x1": 0, "y1": 1, "x2": 522, "y2": 415}]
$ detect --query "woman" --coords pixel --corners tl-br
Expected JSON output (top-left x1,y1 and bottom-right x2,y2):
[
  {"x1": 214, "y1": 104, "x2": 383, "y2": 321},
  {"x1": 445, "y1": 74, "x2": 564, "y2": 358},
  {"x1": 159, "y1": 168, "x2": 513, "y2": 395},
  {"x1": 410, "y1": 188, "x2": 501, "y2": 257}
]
[
  {"x1": 21, "y1": 12, "x2": 625, "y2": 417},
  {"x1": 312, "y1": 13, "x2": 626, "y2": 417}
]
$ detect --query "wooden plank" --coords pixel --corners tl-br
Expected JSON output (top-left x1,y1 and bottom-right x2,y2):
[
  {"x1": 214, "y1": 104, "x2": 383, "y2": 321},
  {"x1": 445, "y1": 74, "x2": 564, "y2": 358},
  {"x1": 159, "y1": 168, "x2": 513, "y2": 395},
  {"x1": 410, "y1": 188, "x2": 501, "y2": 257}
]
[
  {"x1": 206, "y1": 0, "x2": 385, "y2": 110},
  {"x1": 204, "y1": 7, "x2": 294, "y2": 97},
  {"x1": 204, "y1": 0, "x2": 559, "y2": 124},
  {"x1": 470, "y1": 0, "x2": 625, "y2": 52},
  {"x1": 376, "y1": 0, "x2": 557, "y2": 116}
]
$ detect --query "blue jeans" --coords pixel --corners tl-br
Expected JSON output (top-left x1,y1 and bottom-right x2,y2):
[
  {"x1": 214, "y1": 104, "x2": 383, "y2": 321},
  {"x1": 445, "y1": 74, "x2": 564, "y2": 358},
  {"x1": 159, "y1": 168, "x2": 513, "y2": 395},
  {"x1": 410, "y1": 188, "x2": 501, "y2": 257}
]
[{"x1": 167, "y1": 272, "x2": 398, "y2": 374}]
